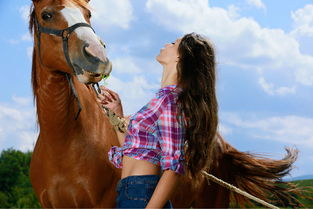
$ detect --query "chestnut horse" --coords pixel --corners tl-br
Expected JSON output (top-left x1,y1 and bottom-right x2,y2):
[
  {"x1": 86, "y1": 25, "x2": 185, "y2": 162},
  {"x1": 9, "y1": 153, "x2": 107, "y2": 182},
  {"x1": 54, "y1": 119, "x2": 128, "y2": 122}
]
[{"x1": 29, "y1": 0, "x2": 306, "y2": 208}]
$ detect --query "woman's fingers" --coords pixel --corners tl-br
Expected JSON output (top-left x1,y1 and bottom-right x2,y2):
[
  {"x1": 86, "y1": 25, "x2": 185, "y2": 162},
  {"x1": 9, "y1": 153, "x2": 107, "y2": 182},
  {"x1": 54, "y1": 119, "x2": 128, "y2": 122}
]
[
  {"x1": 104, "y1": 89, "x2": 118, "y2": 101},
  {"x1": 98, "y1": 94, "x2": 105, "y2": 100},
  {"x1": 97, "y1": 98, "x2": 108, "y2": 106},
  {"x1": 100, "y1": 91, "x2": 114, "y2": 102},
  {"x1": 104, "y1": 90, "x2": 116, "y2": 101},
  {"x1": 99, "y1": 85, "x2": 120, "y2": 101},
  {"x1": 98, "y1": 94, "x2": 110, "y2": 103},
  {"x1": 100, "y1": 85, "x2": 106, "y2": 91},
  {"x1": 98, "y1": 86, "x2": 123, "y2": 115},
  {"x1": 99, "y1": 86, "x2": 117, "y2": 101},
  {"x1": 104, "y1": 92, "x2": 114, "y2": 102}
]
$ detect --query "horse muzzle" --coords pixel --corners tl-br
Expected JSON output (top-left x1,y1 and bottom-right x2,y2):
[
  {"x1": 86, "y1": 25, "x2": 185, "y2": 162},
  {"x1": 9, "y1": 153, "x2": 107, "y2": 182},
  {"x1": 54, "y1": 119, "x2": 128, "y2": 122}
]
[{"x1": 73, "y1": 42, "x2": 112, "y2": 84}]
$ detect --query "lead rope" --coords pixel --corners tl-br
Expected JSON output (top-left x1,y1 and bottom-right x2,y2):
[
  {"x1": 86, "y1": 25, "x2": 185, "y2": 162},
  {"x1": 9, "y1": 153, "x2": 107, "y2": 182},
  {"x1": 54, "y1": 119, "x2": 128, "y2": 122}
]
[
  {"x1": 92, "y1": 83, "x2": 127, "y2": 133},
  {"x1": 201, "y1": 170, "x2": 280, "y2": 209}
]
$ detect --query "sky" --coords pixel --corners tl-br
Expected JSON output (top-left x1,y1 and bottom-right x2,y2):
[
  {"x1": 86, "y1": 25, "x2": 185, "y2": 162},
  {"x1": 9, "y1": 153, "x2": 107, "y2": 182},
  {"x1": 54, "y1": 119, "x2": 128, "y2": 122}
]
[{"x1": 0, "y1": 0, "x2": 312, "y2": 178}]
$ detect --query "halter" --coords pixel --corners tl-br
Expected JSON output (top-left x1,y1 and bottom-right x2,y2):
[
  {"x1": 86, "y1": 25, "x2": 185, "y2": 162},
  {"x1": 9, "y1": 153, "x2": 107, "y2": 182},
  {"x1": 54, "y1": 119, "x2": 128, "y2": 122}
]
[
  {"x1": 34, "y1": 16, "x2": 95, "y2": 120},
  {"x1": 34, "y1": 16, "x2": 95, "y2": 70}
]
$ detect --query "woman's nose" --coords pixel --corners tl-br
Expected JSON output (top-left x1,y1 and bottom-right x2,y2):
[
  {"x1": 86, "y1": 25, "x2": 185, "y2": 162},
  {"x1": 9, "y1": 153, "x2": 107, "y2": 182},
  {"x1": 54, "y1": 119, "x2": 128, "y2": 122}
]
[{"x1": 165, "y1": 43, "x2": 171, "y2": 47}]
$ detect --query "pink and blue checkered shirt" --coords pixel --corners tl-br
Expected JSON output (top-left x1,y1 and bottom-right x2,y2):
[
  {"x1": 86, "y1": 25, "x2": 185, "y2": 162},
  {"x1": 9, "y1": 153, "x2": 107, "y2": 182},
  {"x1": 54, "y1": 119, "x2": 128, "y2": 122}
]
[{"x1": 108, "y1": 84, "x2": 186, "y2": 175}]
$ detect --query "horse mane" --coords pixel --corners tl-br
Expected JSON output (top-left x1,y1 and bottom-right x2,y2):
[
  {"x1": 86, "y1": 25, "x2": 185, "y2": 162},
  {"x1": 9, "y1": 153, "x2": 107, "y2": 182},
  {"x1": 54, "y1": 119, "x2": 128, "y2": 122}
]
[
  {"x1": 72, "y1": 0, "x2": 91, "y2": 10},
  {"x1": 28, "y1": 4, "x2": 37, "y2": 104}
]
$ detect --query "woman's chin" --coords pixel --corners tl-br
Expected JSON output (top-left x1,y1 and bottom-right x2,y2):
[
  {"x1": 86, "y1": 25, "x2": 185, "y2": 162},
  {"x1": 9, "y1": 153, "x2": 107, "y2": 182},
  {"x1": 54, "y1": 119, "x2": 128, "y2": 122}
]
[{"x1": 156, "y1": 55, "x2": 165, "y2": 65}]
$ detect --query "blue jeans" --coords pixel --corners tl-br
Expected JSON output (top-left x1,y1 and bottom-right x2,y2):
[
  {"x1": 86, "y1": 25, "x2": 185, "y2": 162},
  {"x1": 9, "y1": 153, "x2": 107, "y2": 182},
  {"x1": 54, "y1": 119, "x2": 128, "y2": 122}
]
[{"x1": 115, "y1": 174, "x2": 173, "y2": 209}]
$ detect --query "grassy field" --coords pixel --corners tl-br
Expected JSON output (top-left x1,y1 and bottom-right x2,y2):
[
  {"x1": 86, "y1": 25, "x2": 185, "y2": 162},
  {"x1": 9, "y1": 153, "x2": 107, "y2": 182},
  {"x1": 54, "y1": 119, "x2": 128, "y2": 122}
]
[
  {"x1": 229, "y1": 179, "x2": 313, "y2": 208},
  {"x1": 292, "y1": 179, "x2": 313, "y2": 208}
]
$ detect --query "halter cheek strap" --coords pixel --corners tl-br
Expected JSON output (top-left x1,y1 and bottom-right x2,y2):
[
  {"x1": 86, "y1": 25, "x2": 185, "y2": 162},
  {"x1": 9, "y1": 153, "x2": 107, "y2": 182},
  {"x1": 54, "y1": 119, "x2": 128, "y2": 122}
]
[
  {"x1": 34, "y1": 17, "x2": 95, "y2": 70},
  {"x1": 34, "y1": 17, "x2": 95, "y2": 120},
  {"x1": 66, "y1": 74, "x2": 82, "y2": 120}
]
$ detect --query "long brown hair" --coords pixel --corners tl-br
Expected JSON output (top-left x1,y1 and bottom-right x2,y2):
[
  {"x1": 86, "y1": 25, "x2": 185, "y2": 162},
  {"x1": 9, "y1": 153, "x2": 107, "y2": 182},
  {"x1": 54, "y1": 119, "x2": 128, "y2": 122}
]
[{"x1": 176, "y1": 33, "x2": 218, "y2": 184}]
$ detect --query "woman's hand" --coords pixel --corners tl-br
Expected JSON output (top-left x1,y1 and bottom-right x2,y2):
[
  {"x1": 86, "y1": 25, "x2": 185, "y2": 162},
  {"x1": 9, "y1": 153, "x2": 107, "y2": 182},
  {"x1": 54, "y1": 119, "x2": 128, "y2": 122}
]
[{"x1": 97, "y1": 86, "x2": 124, "y2": 118}]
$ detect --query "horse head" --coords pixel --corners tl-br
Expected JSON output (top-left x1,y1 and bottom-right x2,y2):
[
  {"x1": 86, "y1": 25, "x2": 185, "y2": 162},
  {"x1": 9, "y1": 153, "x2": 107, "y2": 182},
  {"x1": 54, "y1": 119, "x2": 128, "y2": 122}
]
[{"x1": 30, "y1": 0, "x2": 111, "y2": 84}]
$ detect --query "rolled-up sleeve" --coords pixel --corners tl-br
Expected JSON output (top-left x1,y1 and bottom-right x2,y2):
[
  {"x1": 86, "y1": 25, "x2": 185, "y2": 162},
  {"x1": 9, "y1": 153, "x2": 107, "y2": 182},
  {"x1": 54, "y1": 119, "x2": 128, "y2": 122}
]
[
  {"x1": 157, "y1": 100, "x2": 186, "y2": 175},
  {"x1": 108, "y1": 146, "x2": 123, "y2": 168}
]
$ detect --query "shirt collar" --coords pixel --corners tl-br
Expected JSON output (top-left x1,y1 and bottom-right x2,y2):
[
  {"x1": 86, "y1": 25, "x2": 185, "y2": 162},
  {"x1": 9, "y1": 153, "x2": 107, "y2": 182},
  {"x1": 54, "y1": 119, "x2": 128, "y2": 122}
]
[{"x1": 156, "y1": 84, "x2": 182, "y2": 97}]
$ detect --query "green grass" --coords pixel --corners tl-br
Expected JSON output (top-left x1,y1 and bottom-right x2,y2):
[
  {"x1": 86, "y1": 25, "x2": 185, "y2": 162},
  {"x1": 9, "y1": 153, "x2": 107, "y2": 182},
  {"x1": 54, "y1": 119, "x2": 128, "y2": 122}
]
[
  {"x1": 229, "y1": 179, "x2": 313, "y2": 208},
  {"x1": 291, "y1": 179, "x2": 313, "y2": 208}
]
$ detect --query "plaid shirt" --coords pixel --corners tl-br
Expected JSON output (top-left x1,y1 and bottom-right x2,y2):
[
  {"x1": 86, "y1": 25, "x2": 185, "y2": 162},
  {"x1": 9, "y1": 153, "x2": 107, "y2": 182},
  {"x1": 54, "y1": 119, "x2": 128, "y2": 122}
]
[{"x1": 108, "y1": 84, "x2": 186, "y2": 175}]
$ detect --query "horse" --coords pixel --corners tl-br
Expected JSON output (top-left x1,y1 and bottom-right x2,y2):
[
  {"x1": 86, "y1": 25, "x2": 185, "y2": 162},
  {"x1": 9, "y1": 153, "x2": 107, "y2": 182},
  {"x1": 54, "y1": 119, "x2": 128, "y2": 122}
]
[
  {"x1": 29, "y1": 0, "x2": 307, "y2": 208},
  {"x1": 29, "y1": 0, "x2": 119, "y2": 207}
]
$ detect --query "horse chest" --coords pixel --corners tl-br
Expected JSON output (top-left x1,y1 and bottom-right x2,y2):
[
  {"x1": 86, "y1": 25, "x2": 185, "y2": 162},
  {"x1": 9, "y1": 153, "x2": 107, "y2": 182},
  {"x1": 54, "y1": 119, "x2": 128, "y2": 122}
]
[
  {"x1": 31, "y1": 137, "x2": 106, "y2": 206},
  {"x1": 40, "y1": 173, "x2": 99, "y2": 207}
]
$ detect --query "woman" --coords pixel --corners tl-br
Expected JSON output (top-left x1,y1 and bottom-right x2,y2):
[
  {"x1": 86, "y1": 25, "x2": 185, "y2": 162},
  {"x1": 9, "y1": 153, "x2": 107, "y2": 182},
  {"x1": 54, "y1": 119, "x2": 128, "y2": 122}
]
[{"x1": 97, "y1": 32, "x2": 218, "y2": 209}]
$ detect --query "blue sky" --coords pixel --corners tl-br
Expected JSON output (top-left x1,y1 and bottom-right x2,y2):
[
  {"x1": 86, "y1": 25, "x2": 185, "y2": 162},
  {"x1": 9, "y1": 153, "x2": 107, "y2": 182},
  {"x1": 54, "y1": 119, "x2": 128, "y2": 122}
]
[{"x1": 0, "y1": 0, "x2": 312, "y2": 178}]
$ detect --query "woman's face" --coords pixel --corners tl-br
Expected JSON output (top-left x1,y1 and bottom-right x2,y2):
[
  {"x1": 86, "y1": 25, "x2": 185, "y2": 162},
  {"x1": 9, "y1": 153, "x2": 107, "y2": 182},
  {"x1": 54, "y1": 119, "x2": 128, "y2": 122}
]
[{"x1": 156, "y1": 38, "x2": 181, "y2": 65}]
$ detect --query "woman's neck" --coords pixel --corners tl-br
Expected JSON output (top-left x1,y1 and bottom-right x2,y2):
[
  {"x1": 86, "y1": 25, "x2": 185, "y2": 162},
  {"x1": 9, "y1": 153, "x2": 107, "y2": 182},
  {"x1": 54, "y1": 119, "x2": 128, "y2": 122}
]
[{"x1": 161, "y1": 63, "x2": 177, "y2": 88}]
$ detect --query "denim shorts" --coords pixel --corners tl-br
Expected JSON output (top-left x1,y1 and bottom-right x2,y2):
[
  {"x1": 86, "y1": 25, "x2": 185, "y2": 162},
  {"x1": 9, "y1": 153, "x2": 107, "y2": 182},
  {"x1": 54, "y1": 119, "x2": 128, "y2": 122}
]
[{"x1": 115, "y1": 174, "x2": 173, "y2": 209}]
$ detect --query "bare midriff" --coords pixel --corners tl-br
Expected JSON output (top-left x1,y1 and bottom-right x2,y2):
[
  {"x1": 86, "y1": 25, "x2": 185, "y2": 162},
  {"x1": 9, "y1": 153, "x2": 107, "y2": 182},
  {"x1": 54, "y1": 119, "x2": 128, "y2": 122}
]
[{"x1": 121, "y1": 155, "x2": 162, "y2": 179}]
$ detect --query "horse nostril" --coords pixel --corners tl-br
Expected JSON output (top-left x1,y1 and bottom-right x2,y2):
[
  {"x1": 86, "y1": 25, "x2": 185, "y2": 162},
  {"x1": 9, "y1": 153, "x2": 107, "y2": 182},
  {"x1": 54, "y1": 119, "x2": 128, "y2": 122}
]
[
  {"x1": 83, "y1": 44, "x2": 102, "y2": 64},
  {"x1": 100, "y1": 39, "x2": 106, "y2": 48}
]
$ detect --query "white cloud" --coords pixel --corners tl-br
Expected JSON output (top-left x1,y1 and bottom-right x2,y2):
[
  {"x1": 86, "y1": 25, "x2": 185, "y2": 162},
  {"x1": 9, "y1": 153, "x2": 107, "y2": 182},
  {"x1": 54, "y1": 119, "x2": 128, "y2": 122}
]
[
  {"x1": 258, "y1": 77, "x2": 296, "y2": 96},
  {"x1": 90, "y1": 0, "x2": 134, "y2": 30},
  {"x1": 18, "y1": 131, "x2": 38, "y2": 151},
  {"x1": 145, "y1": 0, "x2": 313, "y2": 95},
  {"x1": 0, "y1": 98, "x2": 38, "y2": 152},
  {"x1": 291, "y1": 5, "x2": 313, "y2": 55},
  {"x1": 21, "y1": 33, "x2": 32, "y2": 42},
  {"x1": 19, "y1": 5, "x2": 30, "y2": 22},
  {"x1": 0, "y1": 128, "x2": 4, "y2": 139},
  {"x1": 221, "y1": 112, "x2": 313, "y2": 147},
  {"x1": 227, "y1": 5, "x2": 240, "y2": 19},
  {"x1": 12, "y1": 95, "x2": 32, "y2": 106},
  {"x1": 246, "y1": 0, "x2": 266, "y2": 10},
  {"x1": 292, "y1": 4, "x2": 313, "y2": 27},
  {"x1": 27, "y1": 47, "x2": 33, "y2": 60},
  {"x1": 112, "y1": 57, "x2": 142, "y2": 74},
  {"x1": 9, "y1": 6, "x2": 33, "y2": 47},
  {"x1": 218, "y1": 123, "x2": 233, "y2": 136},
  {"x1": 8, "y1": 33, "x2": 32, "y2": 45}
]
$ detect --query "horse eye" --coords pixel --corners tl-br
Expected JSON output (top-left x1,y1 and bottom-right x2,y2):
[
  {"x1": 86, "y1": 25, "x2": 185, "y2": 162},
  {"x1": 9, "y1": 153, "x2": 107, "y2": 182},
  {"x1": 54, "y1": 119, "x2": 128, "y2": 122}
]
[{"x1": 41, "y1": 12, "x2": 53, "y2": 21}]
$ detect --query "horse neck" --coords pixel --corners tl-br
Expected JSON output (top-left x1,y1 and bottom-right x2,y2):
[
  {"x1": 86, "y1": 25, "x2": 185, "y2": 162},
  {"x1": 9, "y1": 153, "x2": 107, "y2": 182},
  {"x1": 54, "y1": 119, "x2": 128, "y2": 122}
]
[{"x1": 33, "y1": 53, "x2": 99, "y2": 137}]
